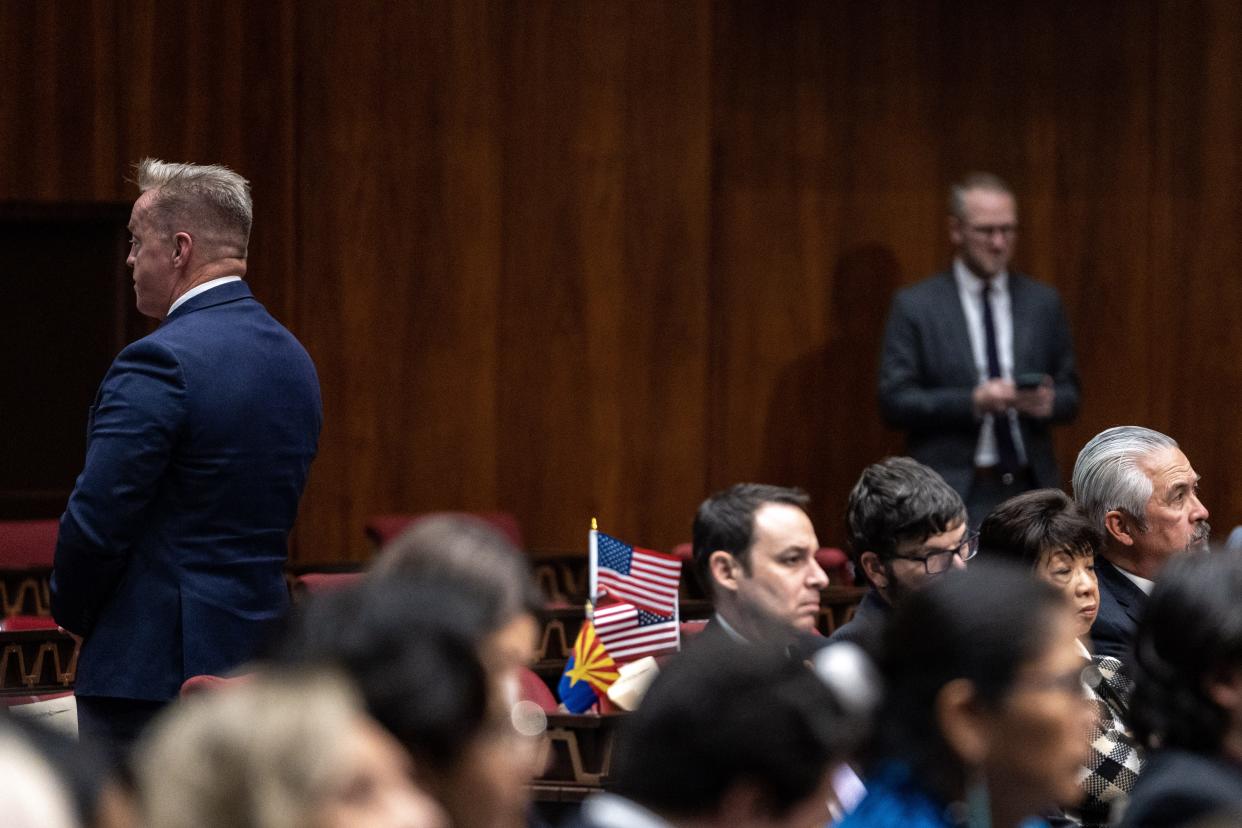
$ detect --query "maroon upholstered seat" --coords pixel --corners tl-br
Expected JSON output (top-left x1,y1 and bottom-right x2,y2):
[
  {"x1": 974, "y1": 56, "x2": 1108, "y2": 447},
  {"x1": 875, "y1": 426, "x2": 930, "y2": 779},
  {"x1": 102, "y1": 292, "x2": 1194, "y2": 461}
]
[
  {"x1": 517, "y1": 665, "x2": 558, "y2": 713},
  {"x1": 0, "y1": 520, "x2": 58, "y2": 569},
  {"x1": 815, "y1": 547, "x2": 852, "y2": 584}
]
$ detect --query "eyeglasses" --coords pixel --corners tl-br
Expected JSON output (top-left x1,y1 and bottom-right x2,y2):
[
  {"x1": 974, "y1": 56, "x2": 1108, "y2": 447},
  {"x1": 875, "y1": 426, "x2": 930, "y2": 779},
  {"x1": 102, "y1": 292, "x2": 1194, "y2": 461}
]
[
  {"x1": 892, "y1": 532, "x2": 980, "y2": 574},
  {"x1": 964, "y1": 223, "x2": 1018, "y2": 239}
]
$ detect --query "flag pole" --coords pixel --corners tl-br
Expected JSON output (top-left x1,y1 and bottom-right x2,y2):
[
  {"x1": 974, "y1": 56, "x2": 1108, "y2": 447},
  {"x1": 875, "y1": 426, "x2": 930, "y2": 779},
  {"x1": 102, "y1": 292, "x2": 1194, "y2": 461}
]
[{"x1": 588, "y1": 517, "x2": 599, "y2": 611}]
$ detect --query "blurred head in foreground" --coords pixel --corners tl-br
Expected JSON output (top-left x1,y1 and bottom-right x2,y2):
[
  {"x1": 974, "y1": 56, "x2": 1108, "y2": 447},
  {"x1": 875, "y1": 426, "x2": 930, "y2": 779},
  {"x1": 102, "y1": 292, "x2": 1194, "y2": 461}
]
[
  {"x1": 369, "y1": 513, "x2": 543, "y2": 687},
  {"x1": 849, "y1": 564, "x2": 1093, "y2": 827},
  {"x1": 134, "y1": 669, "x2": 445, "y2": 828},
  {"x1": 1121, "y1": 549, "x2": 1242, "y2": 825},
  {"x1": 605, "y1": 637, "x2": 863, "y2": 827},
  {"x1": 272, "y1": 577, "x2": 532, "y2": 828}
]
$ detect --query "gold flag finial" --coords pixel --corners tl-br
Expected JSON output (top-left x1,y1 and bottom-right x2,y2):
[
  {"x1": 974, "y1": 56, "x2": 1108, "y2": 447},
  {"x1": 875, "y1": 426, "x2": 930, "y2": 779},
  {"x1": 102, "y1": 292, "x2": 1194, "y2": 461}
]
[{"x1": 591, "y1": 517, "x2": 598, "y2": 531}]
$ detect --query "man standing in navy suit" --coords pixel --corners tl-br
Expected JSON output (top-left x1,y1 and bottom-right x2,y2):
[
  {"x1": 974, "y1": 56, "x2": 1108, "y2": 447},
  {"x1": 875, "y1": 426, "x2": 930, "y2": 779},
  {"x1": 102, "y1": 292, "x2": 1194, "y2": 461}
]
[
  {"x1": 52, "y1": 159, "x2": 322, "y2": 758},
  {"x1": 1072, "y1": 426, "x2": 1210, "y2": 660},
  {"x1": 879, "y1": 172, "x2": 1080, "y2": 525}
]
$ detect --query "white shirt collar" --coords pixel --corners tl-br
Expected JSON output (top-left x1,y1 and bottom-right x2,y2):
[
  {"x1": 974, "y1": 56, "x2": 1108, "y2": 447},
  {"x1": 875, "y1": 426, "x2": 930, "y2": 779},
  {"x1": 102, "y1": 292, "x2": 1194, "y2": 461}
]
[
  {"x1": 952, "y1": 257, "x2": 1008, "y2": 296},
  {"x1": 167, "y1": 275, "x2": 242, "y2": 316},
  {"x1": 1116, "y1": 566, "x2": 1155, "y2": 595}
]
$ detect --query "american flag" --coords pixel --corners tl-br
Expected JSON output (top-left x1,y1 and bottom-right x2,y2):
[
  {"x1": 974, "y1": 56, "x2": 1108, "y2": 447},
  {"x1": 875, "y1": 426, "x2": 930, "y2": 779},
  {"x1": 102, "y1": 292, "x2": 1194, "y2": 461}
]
[
  {"x1": 592, "y1": 600, "x2": 679, "y2": 661},
  {"x1": 594, "y1": 532, "x2": 681, "y2": 616}
]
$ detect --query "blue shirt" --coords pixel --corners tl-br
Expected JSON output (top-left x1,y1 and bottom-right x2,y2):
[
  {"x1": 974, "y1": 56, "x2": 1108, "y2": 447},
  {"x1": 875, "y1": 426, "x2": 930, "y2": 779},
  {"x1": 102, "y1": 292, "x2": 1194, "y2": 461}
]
[{"x1": 838, "y1": 763, "x2": 1049, "y2": 828}]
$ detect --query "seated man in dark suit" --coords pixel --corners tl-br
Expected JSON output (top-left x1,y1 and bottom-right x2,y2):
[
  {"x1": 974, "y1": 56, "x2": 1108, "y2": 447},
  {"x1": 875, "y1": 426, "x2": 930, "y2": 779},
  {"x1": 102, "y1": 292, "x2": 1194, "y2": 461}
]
[
  {"x1": 1071, "y1": 426, "x2": 1210, "y2": 661},
  {"x1": 690, "y1": 483, "x2": 829, "y2": 651},
  {"x1": 568, "y1": 637, "x2": 861, "y2": 828},
  {"x1": 829, "y1": 457, "x2": 972, "y2": 650}
]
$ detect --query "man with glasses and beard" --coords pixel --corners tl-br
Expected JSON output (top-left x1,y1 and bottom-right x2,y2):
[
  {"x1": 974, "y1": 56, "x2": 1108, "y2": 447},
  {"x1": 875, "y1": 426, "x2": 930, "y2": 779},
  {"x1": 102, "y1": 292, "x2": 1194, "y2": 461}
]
[
  {"x1": 1072, "y1": 426, "x2": 1211, "y2": 661},
  {"x1": 828, "y1": 457, "x2": 975, "y2": 650}
]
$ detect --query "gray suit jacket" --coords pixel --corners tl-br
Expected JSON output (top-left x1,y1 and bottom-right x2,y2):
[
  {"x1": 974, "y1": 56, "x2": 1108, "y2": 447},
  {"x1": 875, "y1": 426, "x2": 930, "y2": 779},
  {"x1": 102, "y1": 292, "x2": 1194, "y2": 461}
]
[{"x1": 878, "y1": 270, "x2": 1080, "y2": 497}]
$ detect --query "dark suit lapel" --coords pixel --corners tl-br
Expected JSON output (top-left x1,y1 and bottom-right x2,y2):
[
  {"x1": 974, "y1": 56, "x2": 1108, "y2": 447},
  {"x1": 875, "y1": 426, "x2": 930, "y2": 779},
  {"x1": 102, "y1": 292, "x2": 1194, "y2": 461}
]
[
  {"x1": 1009, "y1": 273, "x2": 1036, "y2": 374},
  {"x1": 935, "y1": 271, "x2": 977, "y2": 384},
  {"x1": 1097, "y1": 557, "x2": 1147, "y2": 625}
]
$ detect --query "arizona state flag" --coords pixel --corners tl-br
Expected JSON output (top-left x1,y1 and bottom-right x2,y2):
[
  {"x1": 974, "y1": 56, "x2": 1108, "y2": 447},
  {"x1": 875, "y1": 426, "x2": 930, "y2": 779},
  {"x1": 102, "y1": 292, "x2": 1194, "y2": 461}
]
[{"x1": 557, "y1": 617, "x2": 619, "y2": 713}]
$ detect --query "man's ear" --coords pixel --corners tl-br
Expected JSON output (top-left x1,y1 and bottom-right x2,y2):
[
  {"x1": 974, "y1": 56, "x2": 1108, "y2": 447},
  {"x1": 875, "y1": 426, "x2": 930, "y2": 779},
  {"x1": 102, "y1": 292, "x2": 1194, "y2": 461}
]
[
  {"x1": 948, "y1": 214, "x2": 964, "y2": 246},
  {"x1": 936, "y1": 677, "x2": 989, "y2": 766},
  {"x1": 708, "y1": 550, "x2": 741, "y2": 594},
  {"x1": 172, "y1": 231, "x2": 193, "y2": 267},
  {"x1": 1104, "y1": 510, "x2": 1136, "y2": 547},
  {"x1": 859, "y1": 551, "x2": 889, "y2": 589}
]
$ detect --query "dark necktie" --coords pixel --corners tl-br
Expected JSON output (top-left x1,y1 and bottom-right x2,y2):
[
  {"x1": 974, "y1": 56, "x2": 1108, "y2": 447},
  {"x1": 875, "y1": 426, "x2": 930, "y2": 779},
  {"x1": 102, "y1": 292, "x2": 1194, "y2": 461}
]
[{"x1": 982, "y1": 282, "x2": 1020, "y2": 473}]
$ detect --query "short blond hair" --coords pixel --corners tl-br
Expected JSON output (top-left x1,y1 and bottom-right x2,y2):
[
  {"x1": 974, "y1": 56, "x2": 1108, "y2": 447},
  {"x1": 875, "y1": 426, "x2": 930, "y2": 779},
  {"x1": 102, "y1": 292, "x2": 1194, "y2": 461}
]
[
  {"x1": 135, "y1": 157, "x2": 253, "y2": 254},
  {"x1": 948, "y1": 171, "x2": 1014, "y2": 219}
]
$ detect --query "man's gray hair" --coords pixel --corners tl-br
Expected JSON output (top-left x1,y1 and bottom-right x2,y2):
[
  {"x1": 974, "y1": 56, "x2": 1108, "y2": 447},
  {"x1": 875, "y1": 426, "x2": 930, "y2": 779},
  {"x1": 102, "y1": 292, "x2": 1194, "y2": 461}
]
[
  {"x1": 135, "y1": 158, "x2": 253, "y2": 254},
  {"x1": 948, "y1": 171, "x2": 1014, "y2": 219},
  {"x1": 1072, "y1": 426, "x2": 1179, "y2": 533}
]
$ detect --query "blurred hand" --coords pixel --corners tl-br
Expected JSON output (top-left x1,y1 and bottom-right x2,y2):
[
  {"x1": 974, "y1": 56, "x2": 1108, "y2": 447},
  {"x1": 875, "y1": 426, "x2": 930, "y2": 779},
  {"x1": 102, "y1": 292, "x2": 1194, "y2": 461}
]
[
  {"x1": 973, "y1": 378, "x2": 1016, "y2": 415},
  {"x1": 1014, "y1": 377, "x2": 1055, "y2": 418}
]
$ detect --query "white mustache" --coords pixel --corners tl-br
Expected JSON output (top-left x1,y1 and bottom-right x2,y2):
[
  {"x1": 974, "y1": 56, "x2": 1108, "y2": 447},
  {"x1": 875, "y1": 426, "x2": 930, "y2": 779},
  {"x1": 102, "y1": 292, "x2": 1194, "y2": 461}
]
[{"x1": 1190, "y1": 522, "x2": 1212, "y2": 547}]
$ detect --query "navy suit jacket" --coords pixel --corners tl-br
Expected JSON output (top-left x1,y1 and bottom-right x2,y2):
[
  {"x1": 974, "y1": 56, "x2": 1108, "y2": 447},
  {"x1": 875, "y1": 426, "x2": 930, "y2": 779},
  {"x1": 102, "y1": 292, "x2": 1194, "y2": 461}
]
[
  {"x1": 52, "y1": 280, "x2": 322, "y2": 701},
  {"x1": 1091, "y1": 557, "x2": 1147, "y2": 662},
  {"x1": 878, "y1": 270, "x2": 1080, "y2": 498}
]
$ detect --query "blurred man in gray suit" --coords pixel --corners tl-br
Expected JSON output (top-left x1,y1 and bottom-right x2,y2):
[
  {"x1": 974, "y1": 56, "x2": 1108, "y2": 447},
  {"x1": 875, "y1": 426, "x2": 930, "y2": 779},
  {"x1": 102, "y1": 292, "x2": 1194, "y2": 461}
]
[{"x1": 878, "y1": 172, "x2": 1080, "y2": 524}]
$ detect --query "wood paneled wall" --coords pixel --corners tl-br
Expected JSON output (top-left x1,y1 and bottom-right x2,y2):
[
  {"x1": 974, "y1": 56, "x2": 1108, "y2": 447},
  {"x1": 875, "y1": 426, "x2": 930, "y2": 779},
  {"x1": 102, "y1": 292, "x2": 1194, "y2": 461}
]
[{"x1": 6, "y1": 1, "x2": 1242, "y2": 561}]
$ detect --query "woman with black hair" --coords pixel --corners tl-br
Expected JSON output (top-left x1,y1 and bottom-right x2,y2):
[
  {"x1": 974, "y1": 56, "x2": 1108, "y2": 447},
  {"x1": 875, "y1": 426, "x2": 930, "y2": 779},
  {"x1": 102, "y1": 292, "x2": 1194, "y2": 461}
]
[
  {"x1": 980, "y1": 489, "x2": 1143, "y2": 826},
  {"x1": 1120, "y1": 550, "x2": 1242, "y2": 826},
  {"x1": 841, "y1": 563, "x2": 1095, "y2": 828}
]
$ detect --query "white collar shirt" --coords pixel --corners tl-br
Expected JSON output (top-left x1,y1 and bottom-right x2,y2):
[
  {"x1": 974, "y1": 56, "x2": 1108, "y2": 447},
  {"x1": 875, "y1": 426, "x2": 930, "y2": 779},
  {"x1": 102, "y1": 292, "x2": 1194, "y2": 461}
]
[
  {"x1": 167, "y1": 275, "x2": 242, "y2": 317},
  {"x1": 952, "y1": 259, "x2": 1026, "y2": 467}
]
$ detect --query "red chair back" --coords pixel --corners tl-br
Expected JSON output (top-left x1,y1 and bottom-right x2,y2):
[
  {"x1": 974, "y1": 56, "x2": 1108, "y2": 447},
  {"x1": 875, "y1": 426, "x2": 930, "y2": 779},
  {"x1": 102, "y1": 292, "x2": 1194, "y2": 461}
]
[
  {"x1": 815, "y1": 547, "x2": 852, "y2": 584},
  {"x1": 0, "y1": 520, "x2": 58, "y2": 569},
  {"x1": 517, "y1": 666, "x2": 558, "y2": 713},
  {"x1": 0, "y1": 615, "x2": 57, "y2": 632}
]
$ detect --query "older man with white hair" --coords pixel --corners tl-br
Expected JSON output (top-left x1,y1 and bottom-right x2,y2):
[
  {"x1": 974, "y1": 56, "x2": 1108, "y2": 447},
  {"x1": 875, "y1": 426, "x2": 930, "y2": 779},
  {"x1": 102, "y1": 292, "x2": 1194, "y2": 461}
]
[{"x1": 1072, "y1": 426, "x2": 1210, "y2": 660}]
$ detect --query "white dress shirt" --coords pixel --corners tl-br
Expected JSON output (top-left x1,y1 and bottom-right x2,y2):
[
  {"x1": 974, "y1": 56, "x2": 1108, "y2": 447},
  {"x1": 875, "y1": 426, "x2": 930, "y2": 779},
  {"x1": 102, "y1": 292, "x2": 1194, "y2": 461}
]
[
  {"x1": 1116, "y1": 566, "x2": 1155, "y2": 595},
  {"x1": 167, "y1": 275, "x2": 242, "y2": 316},
  {"x1": 953, "y1": 259, "x2": 1027, "y2": 468}
]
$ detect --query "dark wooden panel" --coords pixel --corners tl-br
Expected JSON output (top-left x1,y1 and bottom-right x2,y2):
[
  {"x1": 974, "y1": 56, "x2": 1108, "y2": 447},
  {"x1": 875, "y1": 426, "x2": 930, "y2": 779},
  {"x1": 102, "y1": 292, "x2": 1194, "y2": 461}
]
[
  {"x1": 293, "y1": 1, "x2": 712, "y2": 561},
  {"x1": 710, "y1": 0, "x2": 943, "y2": 546},
  {"x1": 0, "y1": 0, "x2": 119, "y2": 201},
  {"x1": 292, "y1": 0, "x2": 510, "y2": 562},
  {"x1": 114, "y1": 0, "x2": 300, "y2": 322},
  {"x1": 496, "y1": 0, "x2": 712, "y2": 552},
  {"x1": 10, "y1": 0, "x2": 1242, "y2": 563},
  {"x1": 1147, "y1": 0, "x2": 1242, "y2": 527}
]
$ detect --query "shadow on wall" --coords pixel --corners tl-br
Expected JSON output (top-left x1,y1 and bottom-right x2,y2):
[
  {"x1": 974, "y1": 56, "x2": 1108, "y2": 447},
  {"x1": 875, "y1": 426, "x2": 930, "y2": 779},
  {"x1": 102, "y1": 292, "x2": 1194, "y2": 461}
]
[{"x1": 761, "y1": 243, "x2": 905, "y2": 550}]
